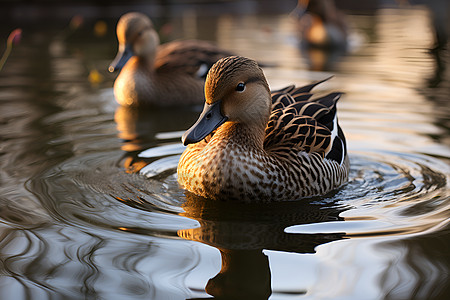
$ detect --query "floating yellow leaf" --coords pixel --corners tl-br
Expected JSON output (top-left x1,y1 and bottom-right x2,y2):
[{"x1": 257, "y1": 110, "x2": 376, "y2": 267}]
[
  {"x1": 88, "y1": 69, "x2": 103, "y2": 85},
  {"x1": 94, "y1": 21, "x2": 107, "y2": 37}
]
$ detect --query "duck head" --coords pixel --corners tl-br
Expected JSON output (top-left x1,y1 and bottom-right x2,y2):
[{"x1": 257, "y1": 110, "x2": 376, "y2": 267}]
[
  {"x1": 109, "y1": 12, "x2": 160, "y2": 72},
  {"x1": 182, "y1": 56, "x2": 271, "y2": 146}
]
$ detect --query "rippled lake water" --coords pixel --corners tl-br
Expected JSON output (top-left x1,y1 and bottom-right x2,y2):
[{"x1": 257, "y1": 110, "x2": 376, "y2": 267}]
[{"x1": 1, "y1": 3, "x2": 449, "y2": 300}]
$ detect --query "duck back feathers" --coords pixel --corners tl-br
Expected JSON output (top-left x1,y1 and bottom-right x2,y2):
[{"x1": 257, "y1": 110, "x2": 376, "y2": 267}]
[
  {"x1": 155, "y1": 40, "x2": 234, "y2": 78},
  {"x1": 266, "y1": 79, "x2": 346, "y2": 166}
]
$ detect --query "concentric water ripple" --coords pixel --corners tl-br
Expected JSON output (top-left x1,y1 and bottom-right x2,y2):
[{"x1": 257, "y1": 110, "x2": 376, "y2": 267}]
[
  {"x1": 29, "y1": 140, "x2": 449, "y2": 245},
  {"x1": 286, "y1": 151, "x2": 449, "y2": 238}
]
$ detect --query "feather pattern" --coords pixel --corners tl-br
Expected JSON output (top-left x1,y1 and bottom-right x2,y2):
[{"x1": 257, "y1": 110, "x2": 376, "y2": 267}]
[
  {"x1": 265, "y1": 86, "x2": 345, "y2": 162},
  {"x1": 155, "y1": 40, "x2": 234, "y2": 78}
]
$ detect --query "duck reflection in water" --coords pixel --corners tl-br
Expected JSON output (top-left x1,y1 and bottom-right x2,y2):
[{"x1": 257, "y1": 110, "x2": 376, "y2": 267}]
[
  {"x1": 293, "y1": 0, "x2": 349, "y2": 71},
  {"x1": 425, "y1": 0, "x2": 449, "y2": 87},
  {"x1": 179, "y1": 193, "x2": 346, "y2": 299}
]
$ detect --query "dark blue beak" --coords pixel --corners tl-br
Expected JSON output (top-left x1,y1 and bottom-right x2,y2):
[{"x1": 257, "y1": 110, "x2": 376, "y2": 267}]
[
  {"x1": 182, "y1": 101, "x2": 228, "y2": 146},
  {"x1": 109, "y1": 44, "x2": 134, "y2": 72}
]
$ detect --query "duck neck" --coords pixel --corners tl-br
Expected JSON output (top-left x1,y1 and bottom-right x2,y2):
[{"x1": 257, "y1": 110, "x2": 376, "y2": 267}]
[
  {"x1": 216, "y1": 121, "x2": 266, "y2": 151},
  {"x1": 137, "y1": 55, "x2": 156, "y2": 72}
]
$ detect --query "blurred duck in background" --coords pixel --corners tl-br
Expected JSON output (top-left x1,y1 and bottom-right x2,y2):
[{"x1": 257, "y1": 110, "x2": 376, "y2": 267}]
[
  {"x1": 109, "y1": 12, "x2": 233, "y2": 108},
  {"x1": 291, "y1": 0, "x2": 350, "y2": 71},
  {"x1": 294, "y1": 0, "x2": 348, "y2": 50}
]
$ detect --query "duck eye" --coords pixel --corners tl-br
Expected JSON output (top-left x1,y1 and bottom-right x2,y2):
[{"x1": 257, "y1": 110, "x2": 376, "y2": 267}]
[{"x1": 236, "y1": 82, "x2": 246, "y2": 92}]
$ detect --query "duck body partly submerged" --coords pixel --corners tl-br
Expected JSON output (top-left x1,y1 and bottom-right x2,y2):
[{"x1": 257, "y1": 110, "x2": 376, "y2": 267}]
[
  {"x1": 177, "y1": 56, "x2": 349, "y2": 202},
  {"x1": 110, "y1": 12, "x2": 233, "y2": 107}
]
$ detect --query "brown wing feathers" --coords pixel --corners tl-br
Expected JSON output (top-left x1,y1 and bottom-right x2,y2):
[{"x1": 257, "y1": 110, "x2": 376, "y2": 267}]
[
  {"x1": 155, "y1": 40, "x2": 233, "y2": 77},
  {"x1": 264, "y1": 78, "x2": 343, "y2": 162}
]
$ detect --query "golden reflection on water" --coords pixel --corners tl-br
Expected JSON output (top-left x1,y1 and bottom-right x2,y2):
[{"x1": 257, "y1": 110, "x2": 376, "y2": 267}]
[{"x1": 178, "y1": 194, "x2": 345, "y2": 298}]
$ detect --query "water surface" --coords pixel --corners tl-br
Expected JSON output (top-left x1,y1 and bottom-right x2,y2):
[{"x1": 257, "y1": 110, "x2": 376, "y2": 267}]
[{"x1": 0, "y1": 3, "x2": 449, "y2": 300}]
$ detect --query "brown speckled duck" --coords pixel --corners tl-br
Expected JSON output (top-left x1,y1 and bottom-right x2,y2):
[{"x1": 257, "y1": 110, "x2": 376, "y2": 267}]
[
  {"x1": 177, "y1": 56, "x2": 349, "y2": 202},
  {"x1": 109, "y1": 12, "x2": 233, "y2": 107}
]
